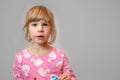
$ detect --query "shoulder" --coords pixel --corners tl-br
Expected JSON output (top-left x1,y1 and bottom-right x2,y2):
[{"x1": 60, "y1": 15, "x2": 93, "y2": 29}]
[
  {"x1": 52, "y1": 47, "x2": 64, "y2": 54},
  {"x1": 14, "y1": 49, "x2": 31, "y2": 63},
  {"x1": 14, "y1": 49, "x2": 30, "y2": 60},
  {"x1": 13, "y1": 49, "x2": 25, "y2": 64},
  {"x1": 15, "y1": 49, "x2": 26, "y2": 57},
  {"x1": 52, "y1": 47, "x2": 67, "y2": 57}
]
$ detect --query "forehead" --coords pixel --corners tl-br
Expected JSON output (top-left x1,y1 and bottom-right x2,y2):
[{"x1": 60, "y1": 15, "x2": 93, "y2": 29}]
[{"x1": 30, "y1": 19, "x2": 48, "y2": 24}]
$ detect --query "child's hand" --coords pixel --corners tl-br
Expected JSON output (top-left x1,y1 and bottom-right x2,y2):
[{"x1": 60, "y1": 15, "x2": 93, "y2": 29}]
[{"x1": 59, "y1": 73, "x2": 71, "y2": 80}]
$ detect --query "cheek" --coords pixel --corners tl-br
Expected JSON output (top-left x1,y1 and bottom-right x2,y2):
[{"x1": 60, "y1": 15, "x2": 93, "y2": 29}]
[
  {"x1": 45, "y1": 29, "x2": 51, "y2": 38},
  {"x1": 28, "y1": 30, "x2": 35, "y2": 38},
  {"x1": 28, "y1": 27, "x2": 35, "y2": 35}
]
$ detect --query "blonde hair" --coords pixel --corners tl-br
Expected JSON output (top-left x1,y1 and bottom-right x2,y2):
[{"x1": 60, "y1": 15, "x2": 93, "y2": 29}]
[{"x1": 24, "y1": 5, "x2": 56, "y2": 44}]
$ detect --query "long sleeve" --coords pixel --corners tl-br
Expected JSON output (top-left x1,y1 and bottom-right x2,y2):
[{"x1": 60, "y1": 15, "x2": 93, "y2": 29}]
[
  {"x1": 62, "y1": 52, "x2": 77, "y2": 80},
  {"x1": 13, "y1": 55, "x2": 24, "y2": 80}
]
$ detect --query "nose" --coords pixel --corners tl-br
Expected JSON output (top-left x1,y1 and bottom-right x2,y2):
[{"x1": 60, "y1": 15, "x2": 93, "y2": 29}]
[{"x1": 38, "y1": 26, "x2": 43, "y2": 32}]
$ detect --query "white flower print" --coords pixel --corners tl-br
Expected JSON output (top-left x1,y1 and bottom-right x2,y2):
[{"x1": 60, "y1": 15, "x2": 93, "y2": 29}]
[
  {"x1": 14, "y1": 73, "x2": 24, "y2": 80},
  {"x1": 14, "y1": 73, "x2": 20, "y2": 78},
  {"x1": 17, "y1": 55, "x2": 22, "y2": 63},
  {"x1": 48, "y1": 52, "x2": 57, "y2": 63},
  {"x1": 30, "y1": 59, "x2": 43, "y2": 66},
  {"x1": 24, "y1": 52, "x2": 31, "y2": 58},
  {"x1": 56, "y1": 61, "x2": 63, "y2": 69},
  {"x1": 65, "y1": 65, "x2": 70, "y2": 68},
  {"x1": 23, "y1": 50, "x2": 31, "y2": 58},
  {"x1": 21, "y1": 65, "x2": 30, "y2": 76},
  {"x1": 61, "y1": 54, "x2": 64, "y2": 58},
  {"x1": 38, "y1": 68, "x2": 50, "y2": 77}
]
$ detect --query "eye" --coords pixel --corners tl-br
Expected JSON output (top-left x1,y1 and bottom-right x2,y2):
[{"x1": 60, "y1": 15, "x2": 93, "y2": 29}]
[
  {"x1": 42, "y1": 23, "x2": 48, "y2": 26},
  {"x1": 31, "y1": 23, "x2": 37, "y2": 26}
]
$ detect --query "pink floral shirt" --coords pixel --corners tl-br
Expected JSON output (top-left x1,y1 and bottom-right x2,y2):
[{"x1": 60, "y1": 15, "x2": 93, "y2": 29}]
[{"x1": 13, "y1": 48, "x2": 77, "y2": 80}]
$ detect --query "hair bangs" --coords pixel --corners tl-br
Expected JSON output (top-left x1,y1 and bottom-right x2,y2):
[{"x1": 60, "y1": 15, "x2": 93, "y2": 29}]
[{"x1": 27, "y1": 7, "x2": 50, "y2": 23}]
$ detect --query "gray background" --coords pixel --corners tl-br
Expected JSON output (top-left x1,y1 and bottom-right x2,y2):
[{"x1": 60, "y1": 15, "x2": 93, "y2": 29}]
[{"x1": 0, "y1": 0, "x2": 120, "y2": 80}]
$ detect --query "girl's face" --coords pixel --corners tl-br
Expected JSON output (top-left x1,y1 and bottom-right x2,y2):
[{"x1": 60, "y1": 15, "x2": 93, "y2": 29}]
[{"x1": 28, "y1": 20, "x2": 51, "y2": 45}]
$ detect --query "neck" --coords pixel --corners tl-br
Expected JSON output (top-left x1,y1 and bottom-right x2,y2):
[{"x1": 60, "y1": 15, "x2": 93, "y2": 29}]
[
  {"x1": 30, "y1": 42, "x2": 50, "y2": 50},
  {"x1": 28, "y1": 42, "x2": 52, "y2": 56}
]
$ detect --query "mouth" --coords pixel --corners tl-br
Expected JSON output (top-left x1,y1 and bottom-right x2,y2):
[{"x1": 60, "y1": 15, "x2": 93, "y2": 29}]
[{"x1": 36, "y1": 35, "x2": 45, "y2": 40}]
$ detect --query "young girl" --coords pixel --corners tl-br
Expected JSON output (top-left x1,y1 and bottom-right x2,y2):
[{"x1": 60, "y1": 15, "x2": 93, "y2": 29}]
[{"x1": 13, "y1": 5, "x2": 77, "y2": 80}]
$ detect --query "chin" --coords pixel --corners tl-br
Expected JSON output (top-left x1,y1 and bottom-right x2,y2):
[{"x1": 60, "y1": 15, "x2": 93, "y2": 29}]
[{"x1": 37, "y1": 41, "x2": 48, "y2": 45}]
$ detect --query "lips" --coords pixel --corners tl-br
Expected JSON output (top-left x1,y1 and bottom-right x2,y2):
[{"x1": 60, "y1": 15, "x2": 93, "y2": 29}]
[{"x1": 36, "y1": 35, "x2": 44, "y2": 40}]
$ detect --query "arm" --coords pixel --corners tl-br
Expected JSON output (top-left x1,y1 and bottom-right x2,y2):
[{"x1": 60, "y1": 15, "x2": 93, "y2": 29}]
[
  {"x1": 13, "y1": 55, "x2": 24, "y2": 80},
  {"x1": 59, "y1": 52, "x2": 77, "y2": 80}
]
